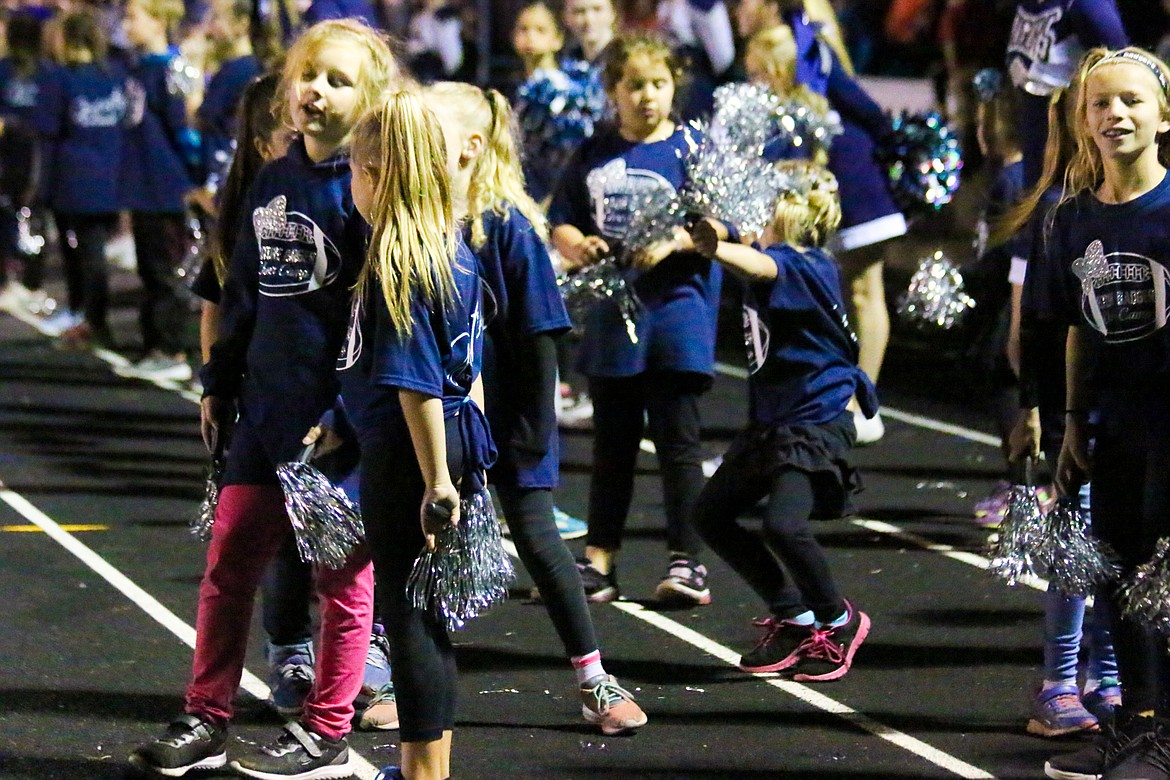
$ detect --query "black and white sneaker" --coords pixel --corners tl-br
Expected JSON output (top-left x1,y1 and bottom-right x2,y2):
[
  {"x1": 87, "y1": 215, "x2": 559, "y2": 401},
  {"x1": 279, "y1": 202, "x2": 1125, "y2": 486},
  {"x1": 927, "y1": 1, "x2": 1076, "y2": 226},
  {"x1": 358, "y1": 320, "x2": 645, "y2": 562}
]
[
  {"x1": 230, "y1": 721, "x2": 350, "y2": 780},
  {"x1": 128, "y1": 714, "x2": 227, "y2": 777},
  {"x1": 654, "y1": 557, "x2": 711, "y2": 606},
  {"x1": 576, "y1": 558, "x2": 619, "y2": 603}
]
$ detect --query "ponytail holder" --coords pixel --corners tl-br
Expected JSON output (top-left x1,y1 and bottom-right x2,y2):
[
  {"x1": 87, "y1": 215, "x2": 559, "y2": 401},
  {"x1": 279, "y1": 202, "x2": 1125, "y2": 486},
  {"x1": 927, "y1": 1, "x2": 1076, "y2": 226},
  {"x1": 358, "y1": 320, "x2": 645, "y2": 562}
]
[{"x1": 1089, "y1": 50, "x2": 1169, "y2": 93}]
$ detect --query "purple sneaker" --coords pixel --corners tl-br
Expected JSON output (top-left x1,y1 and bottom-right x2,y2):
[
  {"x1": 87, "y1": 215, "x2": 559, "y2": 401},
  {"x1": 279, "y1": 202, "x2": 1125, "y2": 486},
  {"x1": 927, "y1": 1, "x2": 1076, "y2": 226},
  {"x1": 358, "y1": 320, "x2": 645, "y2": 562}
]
[
  {"x1": 1028, "y1": 683, "x2": 1099, "y2": 738},
  {"x1": 1083, "y1": 684, "x2": 1122, "y2": 724},
  {"x1": 974, "y1": 481, "x2": 1012, "y2": 527}
]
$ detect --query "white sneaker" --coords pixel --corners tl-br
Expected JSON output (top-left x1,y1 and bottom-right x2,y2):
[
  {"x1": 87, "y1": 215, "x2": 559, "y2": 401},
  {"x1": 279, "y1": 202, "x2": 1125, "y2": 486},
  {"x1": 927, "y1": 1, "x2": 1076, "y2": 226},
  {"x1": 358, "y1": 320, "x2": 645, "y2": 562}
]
[
  {"x1": 0, "y1": 281, "x2": 30, "y2": 312},
  {"x1": 853, "y1": 411, "x2": 885, "y2": 446},
  {"x1": 115, "y1": 352, "x2": 193, "y2": 382},
  {"x1": 40, "y1": 308, "x2": 83, "y2": 335},
  {"x1": 557, "y1": 393, "x2": 594, "y2": 428},
  {"x1": 105, "y1": 233, "x2": 137, "y2": 271}
]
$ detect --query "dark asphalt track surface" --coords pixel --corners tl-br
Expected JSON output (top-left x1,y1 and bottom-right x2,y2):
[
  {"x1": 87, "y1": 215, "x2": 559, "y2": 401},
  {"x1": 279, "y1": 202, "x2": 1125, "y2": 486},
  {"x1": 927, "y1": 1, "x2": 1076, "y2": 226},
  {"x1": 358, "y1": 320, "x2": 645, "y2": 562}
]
[{"x1": 0, "y1": 260, "x2": 1081, "y2": 780}]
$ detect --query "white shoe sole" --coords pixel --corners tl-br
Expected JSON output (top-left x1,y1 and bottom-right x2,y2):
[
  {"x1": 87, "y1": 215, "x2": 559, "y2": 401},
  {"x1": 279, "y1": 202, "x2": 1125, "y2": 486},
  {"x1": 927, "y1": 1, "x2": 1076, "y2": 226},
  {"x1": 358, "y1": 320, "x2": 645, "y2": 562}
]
[
  {"x1": 230, "y1": 758, "x2": 352, "y2": 780},
  {"x1": 128, "y1": 750, "x2": 227, "y2": 777}
]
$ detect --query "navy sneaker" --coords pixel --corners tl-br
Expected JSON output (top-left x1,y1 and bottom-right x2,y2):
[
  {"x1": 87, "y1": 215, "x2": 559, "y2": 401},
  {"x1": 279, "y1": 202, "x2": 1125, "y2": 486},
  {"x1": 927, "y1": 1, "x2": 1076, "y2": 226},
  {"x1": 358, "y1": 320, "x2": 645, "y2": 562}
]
[
  {"x1": 654, "y1": 557, "x2": 711, "y2": 606},
  {"x1": 266, "y1": 640, "x2": 315, "y2": 716},
  {"x1": 230, "y1": 722, "x2": 349, "y2": 780},
  {"x1": 1028, "y1": 683, "x2": 1098, "y2": 738},
  {"x1": 576, "y1": 558, "x2": 619, "y2": 603},
  {"x1": 361, "y1": 630, "x2": 392, "y2": 699},
  {"x1": 374, "y1": 767, "x2": 406, "y2": 780},
  {"x1": 1084, "y1": 684, "x2": 1122, "y2": 724},
  {"x1": 128, "y1": 714, "x2": 227, "y2": 776}
]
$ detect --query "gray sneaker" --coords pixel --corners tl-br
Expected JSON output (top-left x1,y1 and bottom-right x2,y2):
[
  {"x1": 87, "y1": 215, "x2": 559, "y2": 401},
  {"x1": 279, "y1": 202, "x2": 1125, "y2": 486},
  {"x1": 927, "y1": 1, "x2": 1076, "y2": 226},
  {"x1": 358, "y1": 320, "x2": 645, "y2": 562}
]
[
  {"x1": 230, "y1": 721, "x2": 350, "y2": 780},
  {"x1": 115, "y1": 353, "x2": 193, "y2": 382},
  {"x1": 129, "y1": 714, "x2": 228, "y2": 776}
]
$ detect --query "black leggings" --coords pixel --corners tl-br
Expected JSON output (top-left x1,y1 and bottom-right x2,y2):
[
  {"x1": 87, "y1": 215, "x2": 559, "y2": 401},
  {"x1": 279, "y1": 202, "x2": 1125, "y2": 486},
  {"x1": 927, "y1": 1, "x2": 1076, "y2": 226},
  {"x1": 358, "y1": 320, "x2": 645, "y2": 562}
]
[
  {"x1": 55, "y1": 212, "x2": 115, "y2": 330},
  {"x1": 361, "y1": 425, "x2": 463, "y2": 743},
  {"x1": 1091, "y1": 426, "x2": 1170, "y2": 715},
  {"x1": 132, "y1": 212, "x2": 189, "y2": 353},
  {"x1": 586, "y1": 373, "x2": 706, "y2": 556},
  {"x1": 694, "y1": 464, "x2": 843, "y2": 622},
  {"x1": 497, "y1": 484, "x2": 597, "y2": 657}
]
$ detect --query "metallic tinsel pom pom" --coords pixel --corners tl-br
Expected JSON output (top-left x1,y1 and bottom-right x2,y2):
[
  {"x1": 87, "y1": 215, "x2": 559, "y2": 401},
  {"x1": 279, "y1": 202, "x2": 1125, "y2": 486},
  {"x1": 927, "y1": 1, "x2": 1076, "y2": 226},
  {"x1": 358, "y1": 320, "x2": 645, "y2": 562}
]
[
  {"x1": 987, "y1": 483, "x2": 1046, "y2": 586},
  {"x1": 897, "y1": 251, "x2": 975, "y2": 329},
  {"x1": 1035, "y1": 499, "x2": 1117, "y2": 597},
  {"x1": 1119, "y1": 538, "x2": 1170, "y2": 637},
  {"x1": 557, "y1": 256, "x2": 642, "y2": 343},
  {"x1": 880, "y1": 111, "x2": 963, "y2": 212},
  {"x1": 16, "y1": 207, "x2": 44, "y2": 257},
  {"x1": 276, "y1": 461, "x2": 365, "y2": 570},
  {"x1": 406, "y1": 489, "x2": 516, "y2": 632},
  {"x1": 191, "y1": 454, "x2": 223, "y2": 542}
]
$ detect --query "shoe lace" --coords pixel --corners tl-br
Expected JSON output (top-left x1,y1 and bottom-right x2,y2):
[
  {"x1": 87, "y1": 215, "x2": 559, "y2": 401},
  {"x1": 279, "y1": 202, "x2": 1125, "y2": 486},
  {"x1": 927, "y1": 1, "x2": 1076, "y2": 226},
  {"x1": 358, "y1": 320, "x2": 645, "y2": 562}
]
[
  {"x1": 161, "y1": 724, "x2": 208, "y2": 749},
  {"x1": 370, "y1": 683, "x2": 396, "y2": 706},
  {"x1": 1044, "y1": 692, "x2": 1089, "y2": 715},
  {"x1": 278, "y1": 662, "x2": 314, "y2": 685},
  {"x1": 796, "y1": 628, "x2": 846, "y2": 664},
  {"x1": 587, "y1": 678, "x2": 637, "y2": 714},
  {"x1": 749, "y1": 617, "x2": 783, "y2": 652}
]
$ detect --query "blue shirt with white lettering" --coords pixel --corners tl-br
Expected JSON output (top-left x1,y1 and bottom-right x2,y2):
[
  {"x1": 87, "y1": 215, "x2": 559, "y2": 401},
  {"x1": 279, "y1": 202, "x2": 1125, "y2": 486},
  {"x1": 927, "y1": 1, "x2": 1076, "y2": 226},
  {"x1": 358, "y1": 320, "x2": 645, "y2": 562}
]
[
  {"x1": 743, "y1": 244, "x2": 877, "y2": 427},
  {"x1": 120, "y1": 50, "x2": 196, "y2": 212},
  {"x1": 549, "y1": 124, "x2": 722, "y2": 378},
  {"x1": 35, "y1": 62, "x2": 127, "y2": 214},
  {"x1": 1052, "y1": 172, "x2": 1170, "y2": 426},
  {"x1": 201, "y1": 138, "x2": 367, "y2": 465},
  {"x1": 197, "y1": 54, "x2": 262, "y2": 190},
  {"x1": 0, "y1": 57, "x2": 50, "y2": 128},
  {"x1": 470, "y1": 205, "x2": 571, "y2": 488}
]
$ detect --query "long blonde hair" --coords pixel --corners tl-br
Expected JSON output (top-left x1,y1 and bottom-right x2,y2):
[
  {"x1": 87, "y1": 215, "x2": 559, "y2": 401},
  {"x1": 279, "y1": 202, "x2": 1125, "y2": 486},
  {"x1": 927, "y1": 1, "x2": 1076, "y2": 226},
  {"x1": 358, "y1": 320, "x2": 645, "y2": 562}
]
[
  {"x1": 770, "y1": 160, "x2": 840, "y2": 248},
  {"x1": 352, "y1": 90, "x2": 459, "y2": 336},
  {"x1": 424, "y1": 81, "x2": 548, "y2": 249},
  {"x1": 276, "y1": 19, "x2": 400, "y2": 134}
]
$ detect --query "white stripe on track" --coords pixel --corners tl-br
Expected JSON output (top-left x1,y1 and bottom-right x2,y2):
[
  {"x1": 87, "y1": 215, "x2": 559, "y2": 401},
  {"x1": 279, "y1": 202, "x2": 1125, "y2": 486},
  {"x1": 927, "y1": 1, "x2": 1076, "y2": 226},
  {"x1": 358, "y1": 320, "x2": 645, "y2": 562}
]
[
  {"x1": 714, "y1": 361, "x2": 1002, "y2": 448},
  {"x1": 610, "y1": 601, "x2": 996, "y2": 780},
  {"x1": 0, "y1": 481, "x2": 381, "y2": 780}
]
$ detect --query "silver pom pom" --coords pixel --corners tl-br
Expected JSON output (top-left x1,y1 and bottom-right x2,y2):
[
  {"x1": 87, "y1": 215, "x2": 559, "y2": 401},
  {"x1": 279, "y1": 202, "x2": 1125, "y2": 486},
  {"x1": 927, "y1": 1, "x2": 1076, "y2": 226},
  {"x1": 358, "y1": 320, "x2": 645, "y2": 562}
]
[
  {"x1": 1119, "y1": 538, "x2": 1170, "y2": 637},
  {"x1": 406, "y1": 489, "x2": 516, "y2": 632},
  {"x1": 191, "y1": 453, "x2": 223, "y2": 542},
  {"x1": 987, "y1": 482, "x2": 1046, "y2": 585},
  {"x1": 276, "y1": 454, "x2": 365, "y2": 570},
  {"x1": 897, "y1": 251, "x2": 975, "y2": 329},
  {"x1": 557, "y1": 257, "x2": 642, "y2": 343},
  {"x1": 16, "y1": 207, "x2": 44, "y2": 257},
  {"x1": 1035, "y1": 500, "x2": 1118, "y2": 597}
]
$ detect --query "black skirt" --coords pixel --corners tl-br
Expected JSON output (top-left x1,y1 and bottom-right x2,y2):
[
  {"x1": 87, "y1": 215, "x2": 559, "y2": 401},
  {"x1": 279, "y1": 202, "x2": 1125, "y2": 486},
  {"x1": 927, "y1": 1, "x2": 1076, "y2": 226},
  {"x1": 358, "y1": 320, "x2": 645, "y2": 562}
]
[{"x1": 720, "y1": 411, "x2": 862, "y2": 520}]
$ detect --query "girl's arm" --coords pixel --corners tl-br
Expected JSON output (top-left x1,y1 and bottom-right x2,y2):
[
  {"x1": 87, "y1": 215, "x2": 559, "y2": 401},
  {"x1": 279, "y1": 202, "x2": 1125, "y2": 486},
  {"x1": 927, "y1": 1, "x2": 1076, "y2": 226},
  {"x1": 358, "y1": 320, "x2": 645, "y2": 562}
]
[
  {"x1": 689, "y1": 218, "x2": 777, "y2": 281},
  {"x1": 824, "y1": 49, "x2": 890, "y2": 143},
  {"x1": 400, "y1": 388, "x2": 460, "y2": 551},
  {"x1": 551, "y1": 223, "x2": 609, "y2": 270},
  {"x1": 199, "y1": 300, "x2": 219, "y2": 365},
  {"x1": 1055, "y1": 325, "x2": 1093, "y2": 495}
]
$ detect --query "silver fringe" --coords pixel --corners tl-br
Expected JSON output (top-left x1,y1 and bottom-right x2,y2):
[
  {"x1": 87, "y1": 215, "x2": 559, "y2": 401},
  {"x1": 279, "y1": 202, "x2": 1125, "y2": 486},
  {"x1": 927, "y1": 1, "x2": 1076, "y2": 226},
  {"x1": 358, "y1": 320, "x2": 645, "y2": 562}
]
[
  {"x1": 1036, "y1": 500, "x2": 1117, "y2": 597},
  {"x1": 1120, "y1": 538, "x2": 1170, "y2": 637},
  {"x1": 191, "y1": 454, "x2": 223, "y2": 542},
  {"x1": 276, "y1": 461, "x2": 365, "y2": 569}
]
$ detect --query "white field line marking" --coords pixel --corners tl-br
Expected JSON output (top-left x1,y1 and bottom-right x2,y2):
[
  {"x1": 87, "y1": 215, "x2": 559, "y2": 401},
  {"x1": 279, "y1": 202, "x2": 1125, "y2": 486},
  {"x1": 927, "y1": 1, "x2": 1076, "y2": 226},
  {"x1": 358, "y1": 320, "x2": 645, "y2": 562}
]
[
  {"x1": 0, "y1": 482, "x2": 381, "y2": 780},
  {"x1": 610, "y1": 601, "x2": 996, "y2": 780},
  {"x1": 714, "y1": 361, "x2": 1002, "y2": 448}
]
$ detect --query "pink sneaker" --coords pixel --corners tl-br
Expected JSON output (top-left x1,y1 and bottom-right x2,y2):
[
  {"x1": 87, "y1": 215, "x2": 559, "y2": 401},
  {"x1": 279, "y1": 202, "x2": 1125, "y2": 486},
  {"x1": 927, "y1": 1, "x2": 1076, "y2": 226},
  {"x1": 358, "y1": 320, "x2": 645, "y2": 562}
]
[{"x1": 974, "y1": 481, "x2": 1012, "y2": 527}]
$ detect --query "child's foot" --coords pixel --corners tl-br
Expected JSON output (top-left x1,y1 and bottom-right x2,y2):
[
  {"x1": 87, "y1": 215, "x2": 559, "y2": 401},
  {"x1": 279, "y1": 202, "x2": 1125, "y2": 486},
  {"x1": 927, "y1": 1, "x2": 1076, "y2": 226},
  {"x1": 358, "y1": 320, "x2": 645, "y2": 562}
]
[
  {"x1": 1083, "y1": 684, "x2": 1122, "y2": 724},
  {"x1": 361, "y1": 630, "x2": 392, "y2": 698},
  {"x1": 359, "y1": 682, "x2": 400, "y2": 731},
  {"x1": 1027, "y1": 683, "x2": 1098, "y2": 738},
  {"x1": 580, "y1": 674, "x2": 647, "y2": 735},
  {"x1": 738, "y1": 616, "x2": 815, "y2": 673},
  {"x1": 266, "y1": 640, "x2": 315, "y2": 717},
  {"x1": 115, "y1": 351, "x2": 193, "y2": 382},
  {"x1": 230, "y1": 722, "x2": 350, "y2": 779},
  {"x1": 553, "y1": 505, "x2": 588, "y2": 540},
  {"x1": 790, "y1": 601, "x2": 871, "y2": 682},
  {"x1": 576, "y1": 558, "x2": 619, "y2": 603},
  {"x1": 128, "y1": 714, "x2": 227, "y2": 776},
  {"x1": 654, "y1": 557, "x2": 711, "y2": 606}
]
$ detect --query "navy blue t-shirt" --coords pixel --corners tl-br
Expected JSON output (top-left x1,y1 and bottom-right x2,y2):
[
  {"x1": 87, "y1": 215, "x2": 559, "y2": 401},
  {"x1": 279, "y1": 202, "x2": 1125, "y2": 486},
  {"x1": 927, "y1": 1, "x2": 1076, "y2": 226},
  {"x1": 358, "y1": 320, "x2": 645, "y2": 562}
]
[
  {"x1": 197, "y1": 55, "x2": 261, "y2": 190},
  {"x1": 549, "y1": 124, "x2": 722, "y2": 378},
  {"x1": 36, "y1": 62, "x2": 128, "y2": 215},
  {"x1": 120, "y1": 50, "x2": 196, "y2": 212},
  {"x1": 743, "y1": 244, "x2": 877, "y2": 427},
  {"x1": 0, "y1": 58, "x2": 51, "y2": 128},
  {"x1": 470, "y1": 205, "x2": 571, "y2": 489},
  {"x1": 975, "y1": 160, "x2": 1026, "y2": 271},
  {"x1": 1052, "y1": 173, "x2": 1170, "y2": 427},
  {"x1": 1005, "y1": 0, "x2": 1126, "y2": 188},
  {"x1": 201, "y1": 139, "x2": 367, "y2": 467}
]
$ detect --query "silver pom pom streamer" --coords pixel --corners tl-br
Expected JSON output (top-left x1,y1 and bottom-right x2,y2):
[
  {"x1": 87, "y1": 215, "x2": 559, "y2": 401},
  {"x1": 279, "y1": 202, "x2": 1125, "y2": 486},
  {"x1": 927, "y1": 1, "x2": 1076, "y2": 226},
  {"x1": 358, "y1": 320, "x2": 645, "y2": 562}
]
[
  {"x1": 681, "y1": 125, "x2": 790, "y2": 238},
  {"x1": 987, "y1": 480, "x2": 1047, "y2": 586},
  {"x1": 1035, "y1": 499, "x2": 1118, "y2": 597},
  {"x1": 897, "y1": 251, "x2": 975, "y2": 329},
  {"x1": 191, "y1": 452, "x2": 223, "y2": 542},
  {"x1": 1120, "y1": 538, "x2": 1170, "y2": 638},
  {"x1": 406, "y1": 489, "x2": 516, "y2": 632},
  {"x1": 557, "y1": 256, "x2": 642, "y2": 343},
  {"x1": 706, "y1": 82, "x2": 842, "y2": 160},
  {"x1": 276, "y1": 448, "x2": 365, "y2": 570},
  {"x1": 880, "y1": 111, "x2": 963, "y2": 212}
]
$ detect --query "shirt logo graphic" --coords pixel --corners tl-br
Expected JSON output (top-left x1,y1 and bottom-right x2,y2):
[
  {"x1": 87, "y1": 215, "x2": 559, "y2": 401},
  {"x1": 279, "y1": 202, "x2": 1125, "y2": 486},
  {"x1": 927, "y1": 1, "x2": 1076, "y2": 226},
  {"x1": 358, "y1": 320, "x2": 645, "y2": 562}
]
[
  {"x1": 337, "y1": 295, "x2": 363, "y2": 370},
  {"x1": 254, "y1": 195, "x2": 340, "y2": 297},
  {"x1": 742, "y1": 293, "x2": 770, "y2": 375},
  {"x1": 71, "y1": 89, "x2": 128, "y2": 128},
  {"x1": 585, "y1": 157, "x2": 675, "y2": 241},
  {"x1": 1075, "y1": 239, "x2": 1170, "y2": 343}
]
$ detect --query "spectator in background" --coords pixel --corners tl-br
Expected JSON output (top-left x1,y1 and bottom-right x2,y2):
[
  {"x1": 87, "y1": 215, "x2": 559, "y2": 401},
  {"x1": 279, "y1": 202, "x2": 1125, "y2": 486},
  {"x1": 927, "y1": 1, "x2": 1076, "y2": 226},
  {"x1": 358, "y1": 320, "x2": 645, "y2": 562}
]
[
  {"x1": 407, "y1": 0, "x2": 464, "y2": 83},
  {"x1": 563, "y1": 0, "x2": 618, "y2": 63},
  {"x1": 938, "y1": 0, "x2": 1011, "y2": 168},
  {"x1": 657, "y1": 0, "x2": 737, "y2": 118}
]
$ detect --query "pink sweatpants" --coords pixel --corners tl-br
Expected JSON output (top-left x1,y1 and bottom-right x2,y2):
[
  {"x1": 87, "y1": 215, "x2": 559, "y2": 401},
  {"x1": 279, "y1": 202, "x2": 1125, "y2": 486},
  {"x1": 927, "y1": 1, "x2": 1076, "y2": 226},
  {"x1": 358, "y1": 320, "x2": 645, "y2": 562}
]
[{"x1": 184, "y1": 484, "x2": 374, "y2": 740}]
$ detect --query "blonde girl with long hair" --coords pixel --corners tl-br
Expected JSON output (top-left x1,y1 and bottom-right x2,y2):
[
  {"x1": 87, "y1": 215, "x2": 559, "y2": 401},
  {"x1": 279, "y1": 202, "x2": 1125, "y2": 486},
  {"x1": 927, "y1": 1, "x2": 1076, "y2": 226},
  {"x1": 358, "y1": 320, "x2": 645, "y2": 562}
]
[
  {"x1": 341, "y1": 89, "x2": 491, "y2": 780},
  {"x1": 686, "y1": 160, "x2": 872, "y2": 682},
  {"x1": 422, "y1": 80, "x2": 648, "y2": 735},
  {"x1": 130, "y1": 19, "x2": 399, "y2": 780},
  {"x1": 1032, "y1": 46, "x2": 1170, "y2": 780}
]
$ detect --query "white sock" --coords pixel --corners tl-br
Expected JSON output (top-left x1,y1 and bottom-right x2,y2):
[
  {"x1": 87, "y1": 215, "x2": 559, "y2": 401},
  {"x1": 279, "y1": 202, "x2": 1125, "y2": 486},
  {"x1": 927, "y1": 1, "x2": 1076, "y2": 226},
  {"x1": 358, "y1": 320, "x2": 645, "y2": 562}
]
[{"x1": 572, "y1": 650, "x2": 606, "y2": 686}]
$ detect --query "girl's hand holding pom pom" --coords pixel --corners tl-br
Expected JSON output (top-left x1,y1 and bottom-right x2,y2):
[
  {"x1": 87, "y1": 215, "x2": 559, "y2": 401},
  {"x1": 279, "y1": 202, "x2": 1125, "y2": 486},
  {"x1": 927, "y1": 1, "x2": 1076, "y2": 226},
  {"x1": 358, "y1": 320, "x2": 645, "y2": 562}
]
[
  {"x1": 421, "y1": 485, "x2": 460, "y2": 552},
  {"x1": 200, "y1": 396, "x2": 231, "y2": 453},
  {"x1": 633, "y1": 227, "x2": 692, "y2": 271},
  {"x1": 689, "y1": 218, "x2": 727, "y2": 259},
  {"x1": 1056, "y1": 414, "x2": 1093, "y2": 497},
  {"x1": 301, "y1": 424, "x2": 345, "y2": 458},
  {"x1": 568, "y1": 235, "x2": 610, "y2": 270}
]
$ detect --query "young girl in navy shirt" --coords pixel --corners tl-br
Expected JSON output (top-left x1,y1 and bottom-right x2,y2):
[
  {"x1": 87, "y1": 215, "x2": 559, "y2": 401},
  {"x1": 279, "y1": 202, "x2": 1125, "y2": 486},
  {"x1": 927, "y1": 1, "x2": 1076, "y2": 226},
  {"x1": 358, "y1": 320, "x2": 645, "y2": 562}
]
[
  {"x1": 35, "y1": 9, "x2": 127, "y2": 349},
  {"x1": 423, "y1": 79, "x2": 647, "y2": 735},
  {"x1": 1042, "y1": 47, "x2": 1170, "y2": 779},
  {"x1": 550, "y1": 33, "x2": 719, "y2": 607},
  {"x1": 130, "y1": 20, "x2": 399, "y2": 780},
  {"x1": 687, "y1": 160, "x2": 872, "y2": 681},
  {"x1": 342, "y1": 88, "x2": 490, "y2": 780}
]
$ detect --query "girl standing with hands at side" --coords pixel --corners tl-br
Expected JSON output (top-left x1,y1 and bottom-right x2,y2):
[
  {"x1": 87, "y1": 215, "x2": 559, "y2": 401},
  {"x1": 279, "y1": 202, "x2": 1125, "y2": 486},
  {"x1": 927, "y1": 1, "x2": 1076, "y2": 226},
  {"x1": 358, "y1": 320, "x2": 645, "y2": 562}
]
[
  {"x1": 422, "y1": 80, "x2": 647, "y2": 734},
  {"x1": 340, "y1": 89, "x2": 490, "y2": 780},
  {"x1": 1044, "y1": 47, "x2": 1170, "y2": 779},
  {"x1": 129, "y1": 20, "x2": 398, "y2": 780},
  {"x1": 687, "y1": 161, "x2": 872, "y2": 681},
  {"x1": 550, "y1": 33, "x2": 719, "y2": 606}
]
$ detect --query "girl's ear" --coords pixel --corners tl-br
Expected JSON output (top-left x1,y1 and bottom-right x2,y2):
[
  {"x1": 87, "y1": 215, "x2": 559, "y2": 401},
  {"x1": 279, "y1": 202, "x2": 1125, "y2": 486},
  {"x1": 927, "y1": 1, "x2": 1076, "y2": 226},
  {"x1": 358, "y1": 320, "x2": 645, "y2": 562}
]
[{"x1": 460, "y1": 132, "x2": 485, "y2": 167}]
